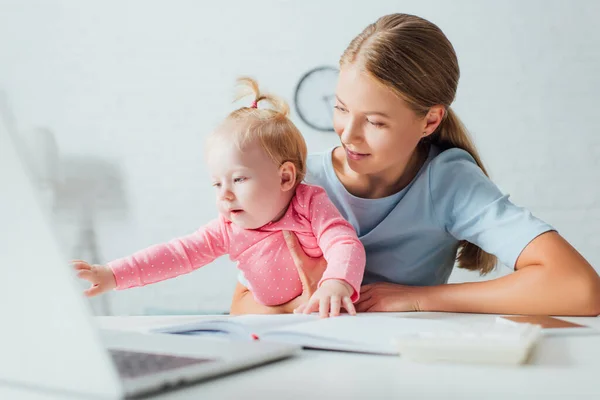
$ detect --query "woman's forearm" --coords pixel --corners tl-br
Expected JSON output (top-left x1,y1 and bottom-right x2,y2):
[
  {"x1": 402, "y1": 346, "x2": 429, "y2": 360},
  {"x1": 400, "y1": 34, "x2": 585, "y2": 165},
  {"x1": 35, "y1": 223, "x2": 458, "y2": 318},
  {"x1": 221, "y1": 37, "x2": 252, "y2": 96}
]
[
  {"x1": 423, "y1": 231, "x2": 600, "y2": 316},
  {"x1": 423, "y1": 265, "x2": 598, "y2": 315}
]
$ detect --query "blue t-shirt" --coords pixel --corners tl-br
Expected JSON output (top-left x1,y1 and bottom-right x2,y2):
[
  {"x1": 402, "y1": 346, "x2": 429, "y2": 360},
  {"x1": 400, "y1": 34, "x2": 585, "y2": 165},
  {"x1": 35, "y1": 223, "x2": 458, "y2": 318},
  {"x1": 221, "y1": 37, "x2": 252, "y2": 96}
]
[
  {"x1": 238, "y1": 145, "x2": 553, "y2": 287},
  {"x1": 302, "y1": 146, "x2": 554, "y2": 286}
]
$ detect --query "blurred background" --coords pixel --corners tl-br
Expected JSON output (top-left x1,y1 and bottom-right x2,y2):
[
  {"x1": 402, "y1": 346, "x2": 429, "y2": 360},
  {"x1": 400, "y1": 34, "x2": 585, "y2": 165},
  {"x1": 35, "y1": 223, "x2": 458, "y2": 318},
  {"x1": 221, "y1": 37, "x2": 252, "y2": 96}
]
[{"x1": 1, "y1": 0, "x2": 599, "y2": 315}]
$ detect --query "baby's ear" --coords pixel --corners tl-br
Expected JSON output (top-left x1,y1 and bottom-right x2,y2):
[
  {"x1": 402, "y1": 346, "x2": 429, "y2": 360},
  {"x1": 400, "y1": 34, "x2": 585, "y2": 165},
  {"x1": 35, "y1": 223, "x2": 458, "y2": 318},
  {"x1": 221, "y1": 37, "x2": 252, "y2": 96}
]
[{"x1": 279, "y1": 161, "x2": 297, "y2": 192}]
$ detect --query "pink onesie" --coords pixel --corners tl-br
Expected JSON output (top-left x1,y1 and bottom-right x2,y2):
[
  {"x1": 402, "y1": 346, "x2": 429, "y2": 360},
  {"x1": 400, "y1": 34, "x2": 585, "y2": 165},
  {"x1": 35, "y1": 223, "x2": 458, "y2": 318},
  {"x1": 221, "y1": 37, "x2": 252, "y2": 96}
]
[{"x1": 108, "y1": 184, "x2": 366, "y2": 306}]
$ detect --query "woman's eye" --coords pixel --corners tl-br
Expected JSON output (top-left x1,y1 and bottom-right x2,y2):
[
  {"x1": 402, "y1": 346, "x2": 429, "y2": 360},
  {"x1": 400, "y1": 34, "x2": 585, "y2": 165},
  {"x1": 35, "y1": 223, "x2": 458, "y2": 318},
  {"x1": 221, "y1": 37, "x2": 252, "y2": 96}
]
[
  {"x1": 367, "y1": 120, "x2": 385, "y2": 128},
  {"x1": 233, "y1": 177, "x2": 247, "y2": 183},
  {"x1": 334, "y1": 105, "x2": 348, "y2": 113}
]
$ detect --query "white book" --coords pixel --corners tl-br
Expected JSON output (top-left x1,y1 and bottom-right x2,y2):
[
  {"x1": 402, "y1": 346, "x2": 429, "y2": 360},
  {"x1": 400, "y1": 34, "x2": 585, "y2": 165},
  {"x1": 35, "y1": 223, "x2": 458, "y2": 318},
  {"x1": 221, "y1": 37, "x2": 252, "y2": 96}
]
[{"x1": 153, "y1": 314, "x2": 542, "y2": 364}]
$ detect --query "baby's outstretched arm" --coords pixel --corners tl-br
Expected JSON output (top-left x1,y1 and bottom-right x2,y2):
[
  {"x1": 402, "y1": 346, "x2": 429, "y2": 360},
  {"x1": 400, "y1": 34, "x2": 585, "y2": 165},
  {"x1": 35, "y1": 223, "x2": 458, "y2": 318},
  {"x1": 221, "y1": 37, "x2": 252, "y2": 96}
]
[
  {"x1": 73, "y1": 217, "x2": 230, "y2": 294},
  {"x1": 109, "y1": 218, "x2": 230, "y2": 289}
]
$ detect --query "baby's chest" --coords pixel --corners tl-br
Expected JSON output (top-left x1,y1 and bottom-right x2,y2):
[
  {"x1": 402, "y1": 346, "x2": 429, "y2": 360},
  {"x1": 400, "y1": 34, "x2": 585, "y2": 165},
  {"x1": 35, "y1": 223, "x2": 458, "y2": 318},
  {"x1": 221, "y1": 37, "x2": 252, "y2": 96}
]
[{"x1": 232, "y1": 230, "x2": 321, "y2": 264}]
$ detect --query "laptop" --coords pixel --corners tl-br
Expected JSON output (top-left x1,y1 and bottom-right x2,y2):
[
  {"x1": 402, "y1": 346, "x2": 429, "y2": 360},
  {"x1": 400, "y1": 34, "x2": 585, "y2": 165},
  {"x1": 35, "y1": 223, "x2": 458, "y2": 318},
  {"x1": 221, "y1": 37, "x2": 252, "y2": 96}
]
[{"x1": 0, "y1": 121, "x2": 299, "y2": 399}]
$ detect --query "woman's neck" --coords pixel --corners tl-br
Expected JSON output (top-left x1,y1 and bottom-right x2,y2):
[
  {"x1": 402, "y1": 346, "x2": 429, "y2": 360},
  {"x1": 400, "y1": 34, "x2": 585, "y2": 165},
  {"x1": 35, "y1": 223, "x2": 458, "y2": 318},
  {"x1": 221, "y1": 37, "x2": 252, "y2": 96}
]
[{"x1": 333, "y1": 145, "x2": 427, "y2": 199}]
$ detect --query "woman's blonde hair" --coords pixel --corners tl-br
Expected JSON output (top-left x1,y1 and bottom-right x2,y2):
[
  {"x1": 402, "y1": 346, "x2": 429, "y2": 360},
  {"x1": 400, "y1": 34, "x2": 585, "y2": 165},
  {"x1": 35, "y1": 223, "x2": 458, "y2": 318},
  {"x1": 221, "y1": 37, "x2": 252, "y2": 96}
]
[
  {"x1": 341, "y1": 14, "x2": 496, "y2": 274},
  {"x1": 211, "y1": 77, "x2": 307, "y2": 184}
]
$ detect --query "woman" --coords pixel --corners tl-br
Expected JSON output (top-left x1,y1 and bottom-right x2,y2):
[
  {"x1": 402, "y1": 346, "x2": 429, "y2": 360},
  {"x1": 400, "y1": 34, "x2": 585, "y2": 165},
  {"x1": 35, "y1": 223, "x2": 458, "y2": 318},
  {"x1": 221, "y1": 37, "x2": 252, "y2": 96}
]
[{"x1": 231, "y1": 13, "x2": 600, "y2": 317}]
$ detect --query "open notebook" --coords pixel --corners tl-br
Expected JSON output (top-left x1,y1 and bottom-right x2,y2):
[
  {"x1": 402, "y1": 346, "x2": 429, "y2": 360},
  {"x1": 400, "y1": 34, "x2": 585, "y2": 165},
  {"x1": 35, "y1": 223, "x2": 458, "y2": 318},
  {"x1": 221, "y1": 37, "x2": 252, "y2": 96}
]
[
  {"x1": 153, "y1": 314, "x2": 543, "y2": 364},
  {"x1": 153, "y1": 314, "x2": 432, "y2": 355}
]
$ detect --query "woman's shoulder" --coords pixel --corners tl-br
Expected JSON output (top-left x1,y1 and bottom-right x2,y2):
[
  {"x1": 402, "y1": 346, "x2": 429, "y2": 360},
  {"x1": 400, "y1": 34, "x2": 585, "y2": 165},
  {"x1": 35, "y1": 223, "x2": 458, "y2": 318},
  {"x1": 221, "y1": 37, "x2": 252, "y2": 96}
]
[
  {"x1": 426, "y1": 146, "x2": 506, "y2": 224},
  {"x1": 427, "y1": 147, "x2": 490, "y2": 191},
  {"x1": 305, "y1": 147, "x2": 336, "y2": 187},
  {"x1": 426, "y1": 147, "x2": 553, "y2": 269},
  {"x1": 429, "y1": 146, "x2": 479, "y2": 170}
]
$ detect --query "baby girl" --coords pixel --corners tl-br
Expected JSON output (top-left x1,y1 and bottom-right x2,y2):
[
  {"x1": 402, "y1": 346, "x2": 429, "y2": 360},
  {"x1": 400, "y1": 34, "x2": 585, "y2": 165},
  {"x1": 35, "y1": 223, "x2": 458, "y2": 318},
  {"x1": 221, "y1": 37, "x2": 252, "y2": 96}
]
[{"x1": 74, "y1": 78, "x2": 366, "y2": 317}]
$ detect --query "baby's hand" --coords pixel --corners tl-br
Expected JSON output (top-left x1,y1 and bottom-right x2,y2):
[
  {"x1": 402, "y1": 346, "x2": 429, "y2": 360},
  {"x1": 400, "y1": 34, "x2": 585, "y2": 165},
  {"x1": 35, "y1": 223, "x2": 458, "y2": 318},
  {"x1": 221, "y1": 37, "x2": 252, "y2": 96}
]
[
  {"x1": 72, "y1": 260, "x2": 117, "y2": 297},
  {"x1": 295, "y1": 279, "x2": 356, "y2": 318}
]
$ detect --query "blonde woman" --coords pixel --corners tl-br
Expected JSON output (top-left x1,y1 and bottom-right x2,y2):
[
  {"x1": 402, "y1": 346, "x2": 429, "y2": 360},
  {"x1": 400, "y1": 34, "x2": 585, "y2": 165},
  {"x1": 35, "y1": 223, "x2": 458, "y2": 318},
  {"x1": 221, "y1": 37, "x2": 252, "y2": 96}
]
[{"x1": 232, "y1": 14, "x2": 600, "y2": 316}]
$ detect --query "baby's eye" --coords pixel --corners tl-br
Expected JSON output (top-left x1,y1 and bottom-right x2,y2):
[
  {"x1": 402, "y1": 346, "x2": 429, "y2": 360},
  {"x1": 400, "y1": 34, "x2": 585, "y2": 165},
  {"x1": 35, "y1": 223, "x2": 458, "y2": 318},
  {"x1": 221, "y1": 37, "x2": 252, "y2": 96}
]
[
  {"x1": 233, "y1": 177, "x2": 247, "y2": 183},
  {"x1": 212, "y1": 182, "x2": 222, "y2": 188}
]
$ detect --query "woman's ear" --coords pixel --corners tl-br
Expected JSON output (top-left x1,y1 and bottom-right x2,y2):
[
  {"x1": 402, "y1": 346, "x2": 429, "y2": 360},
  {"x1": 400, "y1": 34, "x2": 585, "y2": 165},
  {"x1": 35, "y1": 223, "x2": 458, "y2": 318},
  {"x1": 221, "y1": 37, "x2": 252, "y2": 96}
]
[
  {"x1": 279, "y1": 161, "x2": 297, "y2": 192},
  {"x1": 422, "y1": 105, "x2": 445, "y2": 137}
]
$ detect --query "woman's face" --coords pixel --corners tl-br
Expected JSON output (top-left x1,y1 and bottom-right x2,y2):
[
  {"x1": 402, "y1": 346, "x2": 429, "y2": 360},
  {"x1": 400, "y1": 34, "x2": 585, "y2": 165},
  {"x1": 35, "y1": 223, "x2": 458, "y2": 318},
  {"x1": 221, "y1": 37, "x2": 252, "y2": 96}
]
[{"x1": 333, "y1": 64, "x2": 426, "y2": 177}]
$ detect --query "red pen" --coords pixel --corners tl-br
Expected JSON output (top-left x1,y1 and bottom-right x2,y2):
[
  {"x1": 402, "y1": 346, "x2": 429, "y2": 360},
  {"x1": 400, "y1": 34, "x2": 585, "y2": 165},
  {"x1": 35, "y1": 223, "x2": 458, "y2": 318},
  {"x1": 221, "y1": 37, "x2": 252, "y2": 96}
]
[{"x1": 251, "y1": 333, "x2": 260, "y2": 341}]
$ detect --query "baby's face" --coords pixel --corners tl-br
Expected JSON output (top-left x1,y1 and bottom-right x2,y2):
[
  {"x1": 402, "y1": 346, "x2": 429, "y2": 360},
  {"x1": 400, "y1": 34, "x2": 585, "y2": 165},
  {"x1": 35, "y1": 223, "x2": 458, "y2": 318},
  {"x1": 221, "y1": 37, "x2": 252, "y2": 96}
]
[{"x1": 207, "y1": 138, "x2": 290, "y2": 229}]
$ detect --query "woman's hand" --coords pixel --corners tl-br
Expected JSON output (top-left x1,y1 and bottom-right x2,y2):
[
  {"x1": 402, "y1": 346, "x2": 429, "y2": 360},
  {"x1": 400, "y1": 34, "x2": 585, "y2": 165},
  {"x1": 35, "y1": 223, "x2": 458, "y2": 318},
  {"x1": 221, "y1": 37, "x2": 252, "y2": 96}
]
[
  {"x1": 355, "y1": 282, "x2": 427, "y2": 312},
  {"x1": 282, "y1": 231, "x2": 328, "y2": 311},
  {"x1": 72, "y1": 260, "x2": 117, "y2": 297}
]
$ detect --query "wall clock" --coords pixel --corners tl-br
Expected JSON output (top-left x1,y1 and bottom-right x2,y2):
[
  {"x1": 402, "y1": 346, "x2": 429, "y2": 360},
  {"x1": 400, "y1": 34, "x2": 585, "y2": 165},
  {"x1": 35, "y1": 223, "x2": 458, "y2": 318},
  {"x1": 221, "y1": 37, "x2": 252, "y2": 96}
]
[{"x1": 294, "y1": 66, "x2": 339, "y2": 132}]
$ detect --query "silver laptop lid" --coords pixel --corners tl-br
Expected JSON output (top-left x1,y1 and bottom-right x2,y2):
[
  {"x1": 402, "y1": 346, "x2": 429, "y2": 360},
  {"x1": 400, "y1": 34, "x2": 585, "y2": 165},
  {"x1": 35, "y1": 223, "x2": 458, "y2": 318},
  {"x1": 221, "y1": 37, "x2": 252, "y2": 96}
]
[{"x1": 0, "y1": 120, "x2": 123, "y2": 398}]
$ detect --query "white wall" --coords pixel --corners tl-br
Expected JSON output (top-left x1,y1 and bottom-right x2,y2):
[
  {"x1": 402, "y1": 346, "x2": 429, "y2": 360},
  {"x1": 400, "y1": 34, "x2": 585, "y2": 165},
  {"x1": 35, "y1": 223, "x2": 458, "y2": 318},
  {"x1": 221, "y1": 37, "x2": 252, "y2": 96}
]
[{"x1": 1, "y1": 0, "x2": 599, "y2": 315}]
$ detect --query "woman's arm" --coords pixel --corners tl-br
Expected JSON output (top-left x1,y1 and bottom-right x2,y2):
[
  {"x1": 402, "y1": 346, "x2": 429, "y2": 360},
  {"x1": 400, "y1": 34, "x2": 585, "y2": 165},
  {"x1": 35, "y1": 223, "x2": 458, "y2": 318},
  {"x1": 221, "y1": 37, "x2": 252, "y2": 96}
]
[
  {"x1": 357, "y1": 231, "x2": 600, "y2": 316},
  {"x1": 389, "y1": 152, "x2": 600, "y2": 316},
  {"x1": 424, "y1": 231, "x2": 600, "y2": 315}
]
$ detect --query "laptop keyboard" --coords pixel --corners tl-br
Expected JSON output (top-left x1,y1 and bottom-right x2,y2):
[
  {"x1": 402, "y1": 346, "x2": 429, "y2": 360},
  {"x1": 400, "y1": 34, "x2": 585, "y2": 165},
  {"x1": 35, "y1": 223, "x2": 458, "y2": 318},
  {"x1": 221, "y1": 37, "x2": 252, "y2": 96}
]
[{"x1": 109, "y1": 349, "x2": 214, "y2": 379}]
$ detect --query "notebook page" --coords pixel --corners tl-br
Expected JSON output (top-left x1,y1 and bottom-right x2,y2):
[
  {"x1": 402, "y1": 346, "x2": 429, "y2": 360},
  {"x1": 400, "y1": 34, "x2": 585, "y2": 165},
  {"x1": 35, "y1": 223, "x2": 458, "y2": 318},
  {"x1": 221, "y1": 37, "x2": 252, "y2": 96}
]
[
  {"x1": 230, "y1": 314, "x2": 319, "y2": 334},
  {"x1": 154, "y1": 313, "x2": 318, "y2": 338}
]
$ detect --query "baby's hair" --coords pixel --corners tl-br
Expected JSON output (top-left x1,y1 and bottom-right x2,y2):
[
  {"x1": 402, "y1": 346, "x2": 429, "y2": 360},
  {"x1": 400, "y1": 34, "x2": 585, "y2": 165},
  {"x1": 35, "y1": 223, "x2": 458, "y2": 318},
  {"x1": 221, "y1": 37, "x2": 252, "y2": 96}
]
[
  {"x1": 210, "y1": 77, "x2": 307, "y2": 184},
  {"x1": 233, "y1": 77, "x2": 290, "y2": 116}
]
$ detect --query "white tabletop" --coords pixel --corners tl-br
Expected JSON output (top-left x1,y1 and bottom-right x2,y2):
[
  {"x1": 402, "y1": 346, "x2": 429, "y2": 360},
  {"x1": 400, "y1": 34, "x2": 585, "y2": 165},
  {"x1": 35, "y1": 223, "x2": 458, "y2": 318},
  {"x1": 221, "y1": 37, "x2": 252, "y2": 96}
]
[
  {"x1": 4, "y1": 312, "x2": 600, "y2": 399},
  {"x1": 95, "y1": 312, "x2": 600, "y2": 400}
]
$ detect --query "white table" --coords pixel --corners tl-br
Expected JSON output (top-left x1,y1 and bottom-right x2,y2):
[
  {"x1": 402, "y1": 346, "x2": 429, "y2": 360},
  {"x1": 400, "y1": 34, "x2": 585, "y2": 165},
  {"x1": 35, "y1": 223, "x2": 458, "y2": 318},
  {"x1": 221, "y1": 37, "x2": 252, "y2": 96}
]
[
  {"x1": 4, "y1": 312, "x2": 600, "y2": 399},
  {"x1": 102, "y1": 312, "x2": 600, "y2": 399}
]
